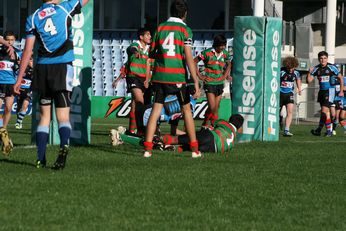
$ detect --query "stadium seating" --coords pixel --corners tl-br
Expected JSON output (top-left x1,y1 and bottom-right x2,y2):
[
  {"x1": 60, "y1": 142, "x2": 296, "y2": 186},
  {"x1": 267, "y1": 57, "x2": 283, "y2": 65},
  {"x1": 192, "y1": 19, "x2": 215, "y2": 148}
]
[{"x1": 91, "y1": 31, "x2": 233, "y2": 96}]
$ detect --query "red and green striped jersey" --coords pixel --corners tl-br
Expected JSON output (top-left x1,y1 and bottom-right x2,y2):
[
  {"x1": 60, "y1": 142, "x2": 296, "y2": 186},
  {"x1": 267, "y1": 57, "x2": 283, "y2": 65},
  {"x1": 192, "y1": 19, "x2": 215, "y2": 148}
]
[
  {"x1": 126, "y1": 41, "x2": 149, "y2": 78},
  {"x1": 210, "y1": 120, "x2": 237, "y2": 154},
  {"x1": 198, "y1": 48, "x2": 232, "y2": 85},
  {"x1": 149, "y1": 17, "x2": 193, "y2": 84}
]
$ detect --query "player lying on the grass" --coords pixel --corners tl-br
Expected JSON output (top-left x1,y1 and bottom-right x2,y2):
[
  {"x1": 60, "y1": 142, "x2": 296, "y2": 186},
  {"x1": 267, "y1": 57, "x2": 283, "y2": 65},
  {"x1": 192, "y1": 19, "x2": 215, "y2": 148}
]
[
  {"x1": 110, "y1": 114, "x2": 243, "y2": 154},
  {"x1": 161, "y1": 114, "x2": 243, "y2": 154}
]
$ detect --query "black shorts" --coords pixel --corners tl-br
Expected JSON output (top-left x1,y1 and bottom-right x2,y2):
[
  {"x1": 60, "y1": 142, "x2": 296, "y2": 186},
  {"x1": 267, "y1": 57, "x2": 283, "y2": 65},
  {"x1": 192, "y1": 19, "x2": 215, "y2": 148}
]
[
  {"x1": 318, "y1": 90, "x2": 330, "y2": 107},
  {"x1": 126, "y1": 77, "x2": 146, "y2": 93},
  {"x1": 280, "y1": 92, "x2": 294, "y2": 107},
  {"x1": 0, "y1": 84, "x2": 14, "y2": 99},
  {"x1": 33, "y1": 63, "x2": 74, "y2": 97},
  {"x1": 152, "y1": 83, "x2": 190, "y2": 106},
  {"x1": 18, "y1": 88, "x2": 32, "y2": 102},
  {"x1": 204, "y1": 84, "x2": 224, "y2": 96},
  {"x1": 178, "y1": 128, "x2": 216, "y2": 153}
]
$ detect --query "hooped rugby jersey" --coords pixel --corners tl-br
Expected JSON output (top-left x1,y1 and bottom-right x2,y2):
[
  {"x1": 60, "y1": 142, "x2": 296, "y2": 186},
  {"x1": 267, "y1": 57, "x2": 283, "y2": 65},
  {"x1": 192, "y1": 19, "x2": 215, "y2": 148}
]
[
  {"x1": 210, "y1": 120, "x2": 237, "y2": 154},
  {"x1": 25, "y1": 0, "x2": 83, "y2": 64},
  {"x1": 280, "y1": 67, "x2": 300, "y2": 94},
  {"x1": 0, "y1": 47, "x2": 18, "y2": 84},
  {"x1": 149, "y1": 17, "x2": 193, "y2": 84},
  {"x1": 197, "y1": 48, "x2": 232, "y2": 85},
  {"x1": 126, "y1": 41, "x2": 150, "y2": 78},
  {"x1": 310, "y1": 63, "x2": 339, "y2": 90}
]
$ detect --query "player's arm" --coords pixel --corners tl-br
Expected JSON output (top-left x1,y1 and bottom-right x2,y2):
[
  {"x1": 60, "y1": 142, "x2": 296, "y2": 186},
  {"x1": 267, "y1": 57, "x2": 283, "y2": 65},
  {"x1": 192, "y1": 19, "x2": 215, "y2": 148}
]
[
  {"x1": 81, "y1": 0, "x2": 90, "y2": 6},
  {"x1": 0, "y1": 36, "x2": 15, "y2": 59},
  {"x1": 144, "y1": 58, "x2": 152, "y2": 89},
  {"x1": 306, "y1": 67, "x2": 314, "y2": 83},
  {"x1": 338, "y1": 73, "x2": 344, "y2": 96},
  {"x1": 222, "y1": 60, "x2": 232, "y2": 80},
  {"x1": 14, "y1": 37, "x2": 35, "y2": 94},
  {"x1": 185, "y1": 45, "x2": 200, "y2": 99}
]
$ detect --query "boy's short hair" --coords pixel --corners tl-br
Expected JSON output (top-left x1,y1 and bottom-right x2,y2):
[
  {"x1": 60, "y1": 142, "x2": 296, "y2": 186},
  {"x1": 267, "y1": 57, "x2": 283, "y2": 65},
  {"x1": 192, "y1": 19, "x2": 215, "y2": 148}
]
[
  {"x1": 137, "y1": 28, "x2": 150, "y2": 39},
  {"x1": 170, "y1": 0, "x2": 188, "y2": 18},
  {"x1": 3, "y1": 31, "x2": 16, "y2": 39},
  {"x1": 318, "y1": 51, "x2": 328, "y2": 58},
  {"x1": 213, "y1": 34, "x2": 227, "y2": 48}
]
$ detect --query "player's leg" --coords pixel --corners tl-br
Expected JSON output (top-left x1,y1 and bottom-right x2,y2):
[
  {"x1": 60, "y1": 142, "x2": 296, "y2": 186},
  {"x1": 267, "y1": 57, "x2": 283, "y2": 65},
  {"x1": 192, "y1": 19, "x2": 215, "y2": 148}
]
[
  {"x1": 51, "y1": 91, "x2": 71, "y2": 170},
  {"x1": 322, "y1": 105, "x2": 333, "y2": 136},
  {"x1": 16, "y1": 94, "x2": 30, "y2": 129},
  {"x1": 143, "y1": 83, "x2": 165, "y2": 157},
  {"x1": 311, "y1": 90, "x2": 329, "y2": 136},
  {"x1": 36, "y1": 98, "x2": 52, "y2": 168},
  {"x1": 144, "y1": 102, "x2": 164, "y2": 157},
  {"x1": 283, "y1": 103, "x2": 294, "y2": 136},
  {"x1": 129, "y1": 88, "x2": 144, "y2": 134},
  {"x1": 211, "y1": 94, "x2": 222, "y2": 126},
  {"x1": 3, "y1": 95, "x2": 14, "y2": 128},
  {"x1": 182, "y1": 99, "x2": 201, "y2": 158},
  {"x1": 340, "y1": 109, "x2": 346, "y2": 134}
]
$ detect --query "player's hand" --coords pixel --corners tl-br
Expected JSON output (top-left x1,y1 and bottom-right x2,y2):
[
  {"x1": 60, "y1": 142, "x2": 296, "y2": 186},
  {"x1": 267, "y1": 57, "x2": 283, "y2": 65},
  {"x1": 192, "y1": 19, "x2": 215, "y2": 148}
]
[
  {"x1": 338, "y1": 91, "x2": 344, "y2": 97},
  {"x1": 193, "y1": 84, "x2": 201, "y2": 99},
  {"x1": 13, "y1": 82, "x2": 21, "y2": 95},
  {"x1": 144, "y1": 80, "x2": 149, "y2": 89},
  {"x1": 6, "y1": 46, "x2": 15, "y2": 59},
  {"x1": 199, "y1": 75, "x2": 207, "y2": 81},
  {"x1": 112, "y1": 79, "x2": 118, "y2": 88},
  {"x1": 171, "y1": 113, "x2": 182, "y2": 120},
  {"x1": 297, "y1": 89, "x2": 302, "y2": 96}
]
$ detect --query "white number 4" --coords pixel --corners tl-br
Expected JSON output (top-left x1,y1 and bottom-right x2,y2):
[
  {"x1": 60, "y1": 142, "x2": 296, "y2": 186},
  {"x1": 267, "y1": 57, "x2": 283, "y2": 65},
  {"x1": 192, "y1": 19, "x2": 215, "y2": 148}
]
[
  {"x1": 162, "y1": 32, "x2": 175, "y2": 56},
  {"x1": 44, "y1": 18, "x2": 57, "y2": 35}
]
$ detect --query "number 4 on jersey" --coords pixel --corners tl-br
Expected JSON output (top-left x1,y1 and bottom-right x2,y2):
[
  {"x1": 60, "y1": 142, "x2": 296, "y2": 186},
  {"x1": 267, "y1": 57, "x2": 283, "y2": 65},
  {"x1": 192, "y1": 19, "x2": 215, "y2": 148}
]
[
  {"x1": 44, "y1": 18, "x2": 57, "y2": 35},
  {"x1": 162, "y1": 32, "x2": 176, "y2": 56}
]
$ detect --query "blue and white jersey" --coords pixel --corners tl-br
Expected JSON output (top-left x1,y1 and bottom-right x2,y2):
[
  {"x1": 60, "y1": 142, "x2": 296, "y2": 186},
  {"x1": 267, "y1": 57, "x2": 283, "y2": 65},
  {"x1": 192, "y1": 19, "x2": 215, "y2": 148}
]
[
  {"x1": 280, "y1": 67, "x2": 300, "y2": 94},
  {"x1": 25, "y1": 0, "x2": 83, "y2": 64},
  {"x1": 20, "y1": 66, "x2": 34, "y2": 89},
  {"x1": 143, "y1": 96, "x2": 196, "y2": 126},
  {"x1": 310, "y1": 63, "x2": 339, "y2": 91},
  {"x1": 0, "y1": 47, "x2": 18, "y2": 84}
]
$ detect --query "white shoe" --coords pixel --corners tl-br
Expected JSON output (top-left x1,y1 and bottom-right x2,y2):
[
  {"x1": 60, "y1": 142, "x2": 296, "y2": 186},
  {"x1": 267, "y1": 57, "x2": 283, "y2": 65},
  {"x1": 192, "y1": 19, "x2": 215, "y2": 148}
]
[
  {"x1": 143, "y1": 151, "x2": 152, "y2": 158},
  {"x1": 192, "y1": 151, "x2": 202, "y2": 158},
  {"x1": 109, "y1": 129, "x2": 123, "y2": 146},
  {"x1": 15, "y1": 123, "x2": 22, "y2": 129},
  {"x1": 332, "y1": 130, "x2": 336, "y2": 136},
  {"x1": 283, "y1": 131, "x2": 293, "y2": 137}
]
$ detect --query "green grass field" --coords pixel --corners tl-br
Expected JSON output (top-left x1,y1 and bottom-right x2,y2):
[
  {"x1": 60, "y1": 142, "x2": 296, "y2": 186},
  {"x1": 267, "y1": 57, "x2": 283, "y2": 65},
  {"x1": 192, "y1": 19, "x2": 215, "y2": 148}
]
[{"x1": 1, "y1": 117, "x2": 346, "y2": 230}]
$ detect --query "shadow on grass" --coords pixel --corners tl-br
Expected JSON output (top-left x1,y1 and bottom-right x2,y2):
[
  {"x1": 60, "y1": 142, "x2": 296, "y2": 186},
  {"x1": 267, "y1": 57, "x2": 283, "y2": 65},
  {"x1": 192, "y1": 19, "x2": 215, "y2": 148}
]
[{"x1": 0, "y1": 158, "x2": 36, "y2": 167}]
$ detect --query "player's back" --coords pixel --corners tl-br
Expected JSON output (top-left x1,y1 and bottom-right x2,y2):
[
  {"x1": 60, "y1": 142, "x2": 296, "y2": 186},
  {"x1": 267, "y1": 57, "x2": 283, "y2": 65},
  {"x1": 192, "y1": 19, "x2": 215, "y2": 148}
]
[
  {"x1": 27, "y1": 0, "x2": 82, "y2": 64},
  {"x1": 150, "y1": 18, "x2": 193, "y2": 84}
]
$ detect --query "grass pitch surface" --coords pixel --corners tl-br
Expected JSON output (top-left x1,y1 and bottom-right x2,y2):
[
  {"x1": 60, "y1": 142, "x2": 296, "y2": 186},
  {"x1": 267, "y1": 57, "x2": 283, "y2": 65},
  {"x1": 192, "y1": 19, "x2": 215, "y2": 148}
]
[{"x1": 1, "y1": 117, "x2": 346, "y2": 230}]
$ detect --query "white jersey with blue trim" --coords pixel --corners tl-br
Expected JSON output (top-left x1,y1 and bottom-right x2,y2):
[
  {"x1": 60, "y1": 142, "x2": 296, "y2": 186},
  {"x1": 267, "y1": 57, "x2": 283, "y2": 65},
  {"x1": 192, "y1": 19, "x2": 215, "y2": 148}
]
[{"x1": 25, "y1": 0, "x2": 83, "y2": 64}]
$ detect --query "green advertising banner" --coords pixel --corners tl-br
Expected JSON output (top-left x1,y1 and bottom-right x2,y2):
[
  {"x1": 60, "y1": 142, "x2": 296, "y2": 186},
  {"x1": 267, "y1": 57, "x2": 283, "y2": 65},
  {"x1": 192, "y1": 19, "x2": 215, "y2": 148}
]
[
  {"x1": 232, "y1": 16, "x2": 265, "y2": 142},
  {"x1": 262, "y1": 17, "x2": 282, "y2": 141},
  {"x1": 69, "y1": 0, "x2": 93, "y2": 145},
  {"x1": 32, "y1": 1, "x2": 94, "y2": 145},
  {"x1": 91, "y1": 96, "x2": 231, "y2": 120}
]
